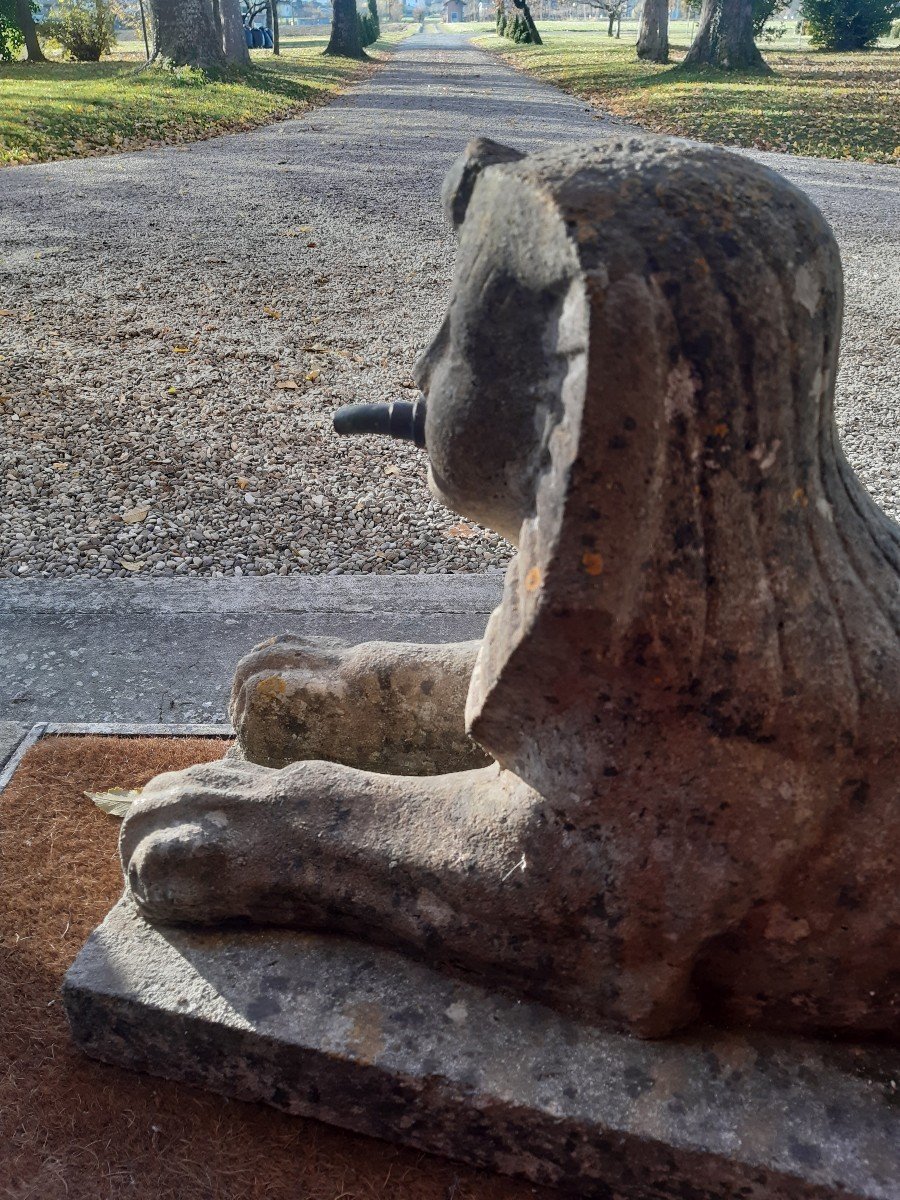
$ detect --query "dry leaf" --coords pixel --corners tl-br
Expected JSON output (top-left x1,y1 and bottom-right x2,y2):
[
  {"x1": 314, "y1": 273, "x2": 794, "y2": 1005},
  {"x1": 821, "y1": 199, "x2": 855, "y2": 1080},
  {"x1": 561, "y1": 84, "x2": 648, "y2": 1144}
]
[
  {"x1": 306, "y1": 370, "x2": 320, "y2": 383},
  {"x1": 118, "y1": 559, "x2": 144, "y2": 571},
  {"x1": 121, "y1": 506, "x2": 150, "y2": 524},
  {"x1": 85, "y1": 786, "x2": 143, "y2": 817},
  {"x1": 274, "y1": 379, "x2": 299, "y2": 390},
  {"x1": 384, "y1": 465, "x2": 400, "y2": 476},
  {"x1": 236, "y1": 476, "x2": 249, "y2": 489},
  {"x1": 172, "y1": 345, "x2": 190, "y2": 354},
  {"x1": 263, "y1": 305, "x2": 282, "y2": 319},
  {"x1": 444, "y1": 522, "x2": 477, "y2": 539},
  {"x1": 0, "y1": 309, "x2": 13, "y2": 316}
]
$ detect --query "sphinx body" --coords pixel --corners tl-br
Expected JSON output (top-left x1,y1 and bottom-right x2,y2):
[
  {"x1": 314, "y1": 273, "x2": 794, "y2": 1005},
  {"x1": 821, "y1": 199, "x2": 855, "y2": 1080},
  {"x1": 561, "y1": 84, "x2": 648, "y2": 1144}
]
[{"x1": 122, "y1": 136, "x2": 900, "y2": 1041}]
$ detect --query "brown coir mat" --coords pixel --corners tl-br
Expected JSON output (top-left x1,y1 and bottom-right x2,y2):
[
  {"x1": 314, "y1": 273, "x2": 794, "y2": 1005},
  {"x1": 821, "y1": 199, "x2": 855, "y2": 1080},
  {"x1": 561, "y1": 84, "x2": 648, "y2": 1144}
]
[{"x1": 0, "y1": 736, "x2": 551, "y2": 1200}]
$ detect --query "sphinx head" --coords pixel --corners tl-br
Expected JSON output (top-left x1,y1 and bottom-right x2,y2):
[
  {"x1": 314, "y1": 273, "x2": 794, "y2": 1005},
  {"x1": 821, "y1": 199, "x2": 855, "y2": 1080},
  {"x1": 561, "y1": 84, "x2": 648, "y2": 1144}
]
[
  {"x1": 418, "y1": 135, "x2": 844, "y2": 552},
  {"x1": 415, "y1": 138, "x2": 585, "y2": 544},
  {"x1": 419, "y1": 137, "x2": 899, "y2": 788}
]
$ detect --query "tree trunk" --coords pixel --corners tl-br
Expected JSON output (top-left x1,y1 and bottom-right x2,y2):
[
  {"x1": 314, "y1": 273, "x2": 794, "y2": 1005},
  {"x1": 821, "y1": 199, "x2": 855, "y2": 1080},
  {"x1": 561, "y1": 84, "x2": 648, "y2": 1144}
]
[
  {"x1": 607, "y1": 11, "x2": 614, "y2": 35},
  {"x1": 517, "y1": 0, "x2": 542, "y2": 42},
  {"x1": 324, "y1": 0, "x2": 366, "y2": 57},
  {"x1": 147, "y1": 0, "x2": 228, "y2": 71},
  {"x1": 220, "y1": 0, "x2": 250, "y2": 64},
  {"x1": 636, "y1": 0, "x2": 668, "y2": 61},
  {"x1": 269, "y1": 0, "x2": 280, "y2": 53},
  {"x1": 682, "y1": 0, "x2": 770, "y2": 70},
  {"x1": 15, "y1": 0, "x2": 47, "y2": 62}
]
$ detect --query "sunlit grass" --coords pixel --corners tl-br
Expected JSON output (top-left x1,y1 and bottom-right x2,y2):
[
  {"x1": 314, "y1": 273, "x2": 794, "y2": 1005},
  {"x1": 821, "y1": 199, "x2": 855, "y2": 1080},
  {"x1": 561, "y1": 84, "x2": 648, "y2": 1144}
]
[
  {"x1": 468, "y1": 22, "x2": 900, "y2": 165},
  {"x1": 0, "y1": 26, "x2": 414, "y2": 167}
]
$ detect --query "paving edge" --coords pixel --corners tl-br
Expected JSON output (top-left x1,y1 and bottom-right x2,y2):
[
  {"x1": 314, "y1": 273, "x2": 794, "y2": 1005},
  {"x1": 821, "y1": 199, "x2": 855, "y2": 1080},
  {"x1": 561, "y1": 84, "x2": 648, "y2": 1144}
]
[{"x1": 0, "y1": 575, "x2": 506, "y2": 617}]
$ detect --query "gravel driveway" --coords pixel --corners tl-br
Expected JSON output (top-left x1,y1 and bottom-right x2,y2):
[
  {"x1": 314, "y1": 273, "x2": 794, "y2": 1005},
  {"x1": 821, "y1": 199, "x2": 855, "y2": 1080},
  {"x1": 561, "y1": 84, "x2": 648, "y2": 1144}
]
[{"x1": 1, "y1": 31, "x2": 897, "y2": 579}]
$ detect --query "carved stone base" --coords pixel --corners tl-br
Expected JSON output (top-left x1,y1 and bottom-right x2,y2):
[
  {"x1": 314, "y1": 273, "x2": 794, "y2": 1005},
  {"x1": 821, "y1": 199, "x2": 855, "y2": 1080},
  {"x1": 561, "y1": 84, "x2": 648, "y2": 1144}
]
[{"x1": 63, "y1": 900, "x2": 897, "y2": 1200}]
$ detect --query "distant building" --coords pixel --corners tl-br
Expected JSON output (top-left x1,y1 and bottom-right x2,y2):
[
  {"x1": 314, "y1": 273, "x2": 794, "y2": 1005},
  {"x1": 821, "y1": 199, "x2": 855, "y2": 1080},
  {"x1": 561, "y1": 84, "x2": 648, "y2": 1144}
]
[{"x1": 443, "y1": 0, "x2": 466, "y2": 21}]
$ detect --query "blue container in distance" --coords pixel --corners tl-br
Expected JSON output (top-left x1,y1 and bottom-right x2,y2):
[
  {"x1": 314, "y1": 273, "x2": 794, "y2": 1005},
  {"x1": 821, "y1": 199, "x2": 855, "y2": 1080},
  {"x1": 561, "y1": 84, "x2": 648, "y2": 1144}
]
[
  {"x1": 251, "y1": 26, "x2": 264, "y2": 47},
  {"x1": 244, "y1": 26, "x2": 253, "y2": 46},
  {"x1": 261, "y1": 27, "x2": 274, "y2": 48}
]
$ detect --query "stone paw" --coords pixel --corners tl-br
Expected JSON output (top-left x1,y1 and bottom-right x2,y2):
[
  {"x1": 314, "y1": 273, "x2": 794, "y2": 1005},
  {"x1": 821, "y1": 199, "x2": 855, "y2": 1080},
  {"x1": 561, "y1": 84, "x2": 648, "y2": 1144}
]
[{"x1": 120, "y1": 759, "x2": 266, "y2": 925}]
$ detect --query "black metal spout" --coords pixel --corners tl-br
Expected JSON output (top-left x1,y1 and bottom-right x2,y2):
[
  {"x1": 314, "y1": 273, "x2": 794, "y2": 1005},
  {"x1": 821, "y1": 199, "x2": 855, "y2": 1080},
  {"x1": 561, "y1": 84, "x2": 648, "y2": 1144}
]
[{"x1": 333, "y1": 397, "x2": 427, "y2": 449}]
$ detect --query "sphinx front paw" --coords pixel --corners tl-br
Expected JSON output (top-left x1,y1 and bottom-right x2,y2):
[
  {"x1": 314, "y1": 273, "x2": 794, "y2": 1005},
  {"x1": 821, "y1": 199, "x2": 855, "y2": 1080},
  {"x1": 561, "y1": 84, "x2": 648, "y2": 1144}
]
[{"x1": 120, "y1": 760, "x2": 268, "y2": 925}]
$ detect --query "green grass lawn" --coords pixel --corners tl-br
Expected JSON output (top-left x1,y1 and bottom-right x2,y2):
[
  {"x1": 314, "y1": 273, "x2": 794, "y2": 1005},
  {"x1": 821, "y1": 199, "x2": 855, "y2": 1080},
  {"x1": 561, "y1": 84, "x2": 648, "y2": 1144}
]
[
  {"x1": 0, "y1": 26, "x2": 413, "y2": 167},
  {"x1": 466, "y1": 20, "x2": 900, "y2": 165}
]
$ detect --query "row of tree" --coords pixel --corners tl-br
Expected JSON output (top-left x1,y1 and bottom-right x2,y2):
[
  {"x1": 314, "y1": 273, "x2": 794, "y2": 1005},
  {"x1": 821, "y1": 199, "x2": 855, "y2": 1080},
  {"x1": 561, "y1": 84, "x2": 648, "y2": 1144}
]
[
  {"x1": 635, "y1": 0, "x2": 767, "y2": 68},
  {"x1": 1, "y1": 0, "x2": 255, "y2": 67},
  {"x1": 637, "y1": 0, "x2": 898, "y2": 65},
  {"x1": 493, "y1": 0, "x2": 899, "y2": 62},
  {"x1": 3, "y1": 0, "x2": 388, "y2": 68}
]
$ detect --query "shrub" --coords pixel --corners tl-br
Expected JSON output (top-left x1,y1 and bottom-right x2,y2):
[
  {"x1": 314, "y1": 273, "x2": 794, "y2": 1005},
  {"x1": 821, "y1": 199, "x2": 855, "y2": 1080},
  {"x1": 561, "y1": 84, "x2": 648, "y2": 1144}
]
[
  {"x1": 497, "y1": 4, "x2": 536, "y2": 42},
  {"x1": 890, "y1": 15, "x2": 900, "y2": 32},
  {"x1": 367, "y1": 0, "x2": 380, "y2": 39},
  {"x1": 41, "y1": 0, "x2": 118, "y2": 60},
  {"x1": 799, "y1": 0, "x2": 900, "y2": 48},
  {"x1": 0, "y1": 0, "x2": 23, "y2": 60},
  {"x1": 358, "y1": 3, "x2": 379, "y2": 46}
]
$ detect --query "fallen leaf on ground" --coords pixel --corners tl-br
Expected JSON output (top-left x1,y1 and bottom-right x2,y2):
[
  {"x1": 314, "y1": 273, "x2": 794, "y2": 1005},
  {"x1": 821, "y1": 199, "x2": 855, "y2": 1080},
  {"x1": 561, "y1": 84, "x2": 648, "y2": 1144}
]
[
  {"x1": 306, "y1": 370, "x2": 320, "y2": 382},
  {"x1": 444, "y1": 522, "x2": 477, "y2": 539},
  {"x1": 384, "y1": 465, "x2": 400, "y2": 476},
  {"x1": 274, "y1": 379, "x2": 299, "y2": 389},
  {"x1": 84, "y1": 786, "x2": 143, "y2": 817},
  {"x1": 121, "y1": 506, "x2": 150, "y2": 525},
  {"x1": 237, "y1": 476, "x2": 249, "y2": 489},
  {"x1": 118, "y1": 559, "x2": 144, "y2": 571},
  {"x1": 263, "y1": 305, "x2": 281, "y2": 319},
  {"x1": 172, "y1": 345, "x2": 190, "y2": 354}
]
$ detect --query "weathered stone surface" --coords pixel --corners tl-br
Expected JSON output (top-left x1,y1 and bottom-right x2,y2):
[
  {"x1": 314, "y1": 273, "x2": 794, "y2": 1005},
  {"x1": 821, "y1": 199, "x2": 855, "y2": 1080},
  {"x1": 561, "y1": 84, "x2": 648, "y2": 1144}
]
[
  {"x1": 121, "y1": 136, "x2": 900, "y2": 1043},
  {"x1": 231, "y1": 636, "x2": 489, "y2": 773},
  {"x1": 64, "y1": 899, "x2": 899, "y2": 1200}
]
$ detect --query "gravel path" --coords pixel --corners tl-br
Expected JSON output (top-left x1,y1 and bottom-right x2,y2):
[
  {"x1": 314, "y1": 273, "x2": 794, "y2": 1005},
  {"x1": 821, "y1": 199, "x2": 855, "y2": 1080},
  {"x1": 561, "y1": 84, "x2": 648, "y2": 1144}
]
[{"x1": 1, "y1": 31, "x2": 897, "y2": 579}]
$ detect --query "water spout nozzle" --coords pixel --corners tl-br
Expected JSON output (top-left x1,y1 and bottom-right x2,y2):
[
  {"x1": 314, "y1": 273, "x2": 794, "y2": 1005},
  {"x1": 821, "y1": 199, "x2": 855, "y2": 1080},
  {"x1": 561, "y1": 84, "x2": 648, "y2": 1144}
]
[{"x1": 333, "y1": 397, "x2": 427, "y2": 449}]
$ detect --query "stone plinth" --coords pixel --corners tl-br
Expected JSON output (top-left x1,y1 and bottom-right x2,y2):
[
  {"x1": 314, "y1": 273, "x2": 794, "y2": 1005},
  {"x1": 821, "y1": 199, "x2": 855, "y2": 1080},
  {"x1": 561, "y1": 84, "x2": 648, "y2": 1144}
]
[{"x1": 63, "y1": 900, "x2": 898, "y2": 1200}]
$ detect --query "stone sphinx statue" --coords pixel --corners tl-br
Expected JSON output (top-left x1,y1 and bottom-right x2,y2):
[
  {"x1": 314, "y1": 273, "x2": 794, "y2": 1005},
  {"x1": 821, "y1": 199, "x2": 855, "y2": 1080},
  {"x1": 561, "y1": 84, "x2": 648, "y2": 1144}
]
[{"x1": 121, "y1": 136, "x2": 900, "y2": 1042}]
